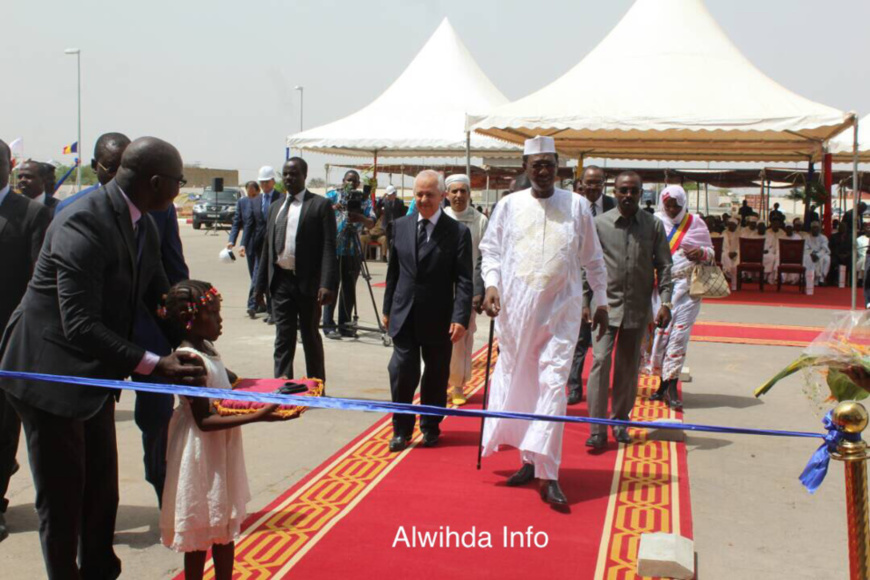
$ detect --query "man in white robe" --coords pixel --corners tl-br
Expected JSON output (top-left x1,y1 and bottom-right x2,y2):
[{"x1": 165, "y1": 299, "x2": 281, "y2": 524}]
[
  {"x1": 804, "y1": 221, "x2": 831, "y2": 285},
  {"x1": 759, "y1": 223, "x2": 779, "y2": 283},
  {"x1": 443, "y1": 174, "x2": 488, "y2": 405},
  {"x1": 721, "y1": 218, "x2": 741, "y2": 277},
  {"x1": 480, "y1": 136, "x2": 608, "y2": 507}
]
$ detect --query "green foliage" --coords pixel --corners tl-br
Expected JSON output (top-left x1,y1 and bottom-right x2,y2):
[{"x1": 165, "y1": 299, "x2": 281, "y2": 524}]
[
  {"x1": 54, "y1": 164, "x2": 97, "y2": 187},
  {"x1": 788, "y1": 180, "x2": 829, "y2": 205},
  {"x1": 826, "y1": 369, "x2": 869, "y2": 402}
]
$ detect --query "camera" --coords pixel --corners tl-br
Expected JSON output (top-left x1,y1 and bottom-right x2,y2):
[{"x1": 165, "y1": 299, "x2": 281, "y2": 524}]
[{"x1": 346, "y1": 189, "x2": 366, "y2": 215}]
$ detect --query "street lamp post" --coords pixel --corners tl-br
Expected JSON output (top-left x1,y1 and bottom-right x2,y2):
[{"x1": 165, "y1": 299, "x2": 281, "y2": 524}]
[
  {"x1": 65, "y1": 48, "x2": 81, "y2": 192},
  {"x1": 295, "y1": 85, "x2": 304, "y2": 158}
]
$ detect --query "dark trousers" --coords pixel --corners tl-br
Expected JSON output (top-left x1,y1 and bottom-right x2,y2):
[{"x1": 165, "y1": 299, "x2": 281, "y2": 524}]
[
  {"x1": 245, "y1": 241, "x2": 264, "y2": 311},
  {"x1": 9, "y1": 394, "x2": 121, "y2": 580},
  {"x1": 323, "y1": 254, "x2": 361, "y2": 333},
  {"x1": 587, "y1": 325, "x2": 647, "y2": 436},
  {"x1": 567, "y1": 321, "x2": 592, "y2": 395},
  {"x1": 272, "y1": 268, "x2": 325, "y2": 380},
  {"x1": 387, "y1": 323, "x2": 452, "y2": 439},
  {"x1": 132, "y1": 386, "x2": 174, "y2": 507},
  {"x1": 0, "y1": 392, "x2": 21, "y2": 513}
]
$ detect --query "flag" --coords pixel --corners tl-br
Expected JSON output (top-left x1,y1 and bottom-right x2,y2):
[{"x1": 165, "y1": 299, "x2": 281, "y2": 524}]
[
  {"x1": 9, "y1": 138, "x2": 23, "y2": 168},
  {"x1": 62, "y1": 141, "x2": 78, "y2": 155}
]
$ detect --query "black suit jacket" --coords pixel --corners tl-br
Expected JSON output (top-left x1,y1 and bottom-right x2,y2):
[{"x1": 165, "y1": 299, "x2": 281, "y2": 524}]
[
  {"x1": 383, "y1": 212, "x2": 473, "y2": 343},
  {"x1": 256, "y1": 190, "x2": 338, "y2": 297},
  {"x1": 228, "y1": 195, "x2": 267, "y2": 253},
  {"x1": 596, "y1": 194, "x2": 616, "y2": 213},
  {"x1": 0, "y1": 190, "x2": 51, "y2": 333},
  {"x1": 0, "y1": 181, "x2": 169, "y2": 419}
]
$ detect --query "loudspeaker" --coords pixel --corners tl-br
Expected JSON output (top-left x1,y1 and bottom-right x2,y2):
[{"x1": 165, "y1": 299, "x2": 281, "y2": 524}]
[{"x1": 213, "y1": 177, "x2": 224, "y2": 192}]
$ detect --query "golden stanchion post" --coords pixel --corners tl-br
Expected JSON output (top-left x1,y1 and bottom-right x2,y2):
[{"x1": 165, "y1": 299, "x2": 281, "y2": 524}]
[{"x1": 831, "y1": 402, "x2": 870, "y2": 580}]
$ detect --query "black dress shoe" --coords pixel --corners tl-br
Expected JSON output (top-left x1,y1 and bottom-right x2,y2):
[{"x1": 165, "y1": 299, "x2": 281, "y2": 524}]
[
  {"x1": 649, "y1": 385, "x2": 666, "y2": 402},
  {"x1": 0, "y1": 512, "x2": 8, "y2": 543},
  {"x1": 388, "y1": 436, "x2": 409, "y2": 453},
  {"x1": 10, "y1": 460, "x2": 19, "y2": 476},
  {"x1": 567, "y1": 389, "x2": 583, "y2": 405},
  {"x1": 421, "y1": 431, "x2": 439, "y2": 447},
  {"x1": 585, "y1": 433, "x2": 607, "y2": 449},
  {"x1": 506, "y1": 463, "x2": 535, "y2": 487},
  {"x1": 264, "y1": 316, "x2": 275, "y2": 325},
  {"x1": 247, "y1": 308, "x2": 257, "y2": 319},
  {"x1": 613, "y1": 426, "x2": 632, "y2": 444},
  {"x1": 324, "y1": 331, "x2": 342, "y2": 340},
  {"x1": 540, "y1": 480, "x2": 568, "y2": 506},
  {"x1": 666, "y1": 380, "x2": 683, "y2": 409}
]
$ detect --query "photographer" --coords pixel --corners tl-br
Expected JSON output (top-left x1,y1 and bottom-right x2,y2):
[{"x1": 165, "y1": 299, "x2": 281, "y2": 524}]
[{"x1": 324, "y1": 170, "x2": 375, "y2": 339}]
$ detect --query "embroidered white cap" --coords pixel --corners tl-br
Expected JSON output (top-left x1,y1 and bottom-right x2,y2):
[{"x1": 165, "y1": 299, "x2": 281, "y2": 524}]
[{"x1": 523, "y1": 135, "x2": 557, "y2": 156}]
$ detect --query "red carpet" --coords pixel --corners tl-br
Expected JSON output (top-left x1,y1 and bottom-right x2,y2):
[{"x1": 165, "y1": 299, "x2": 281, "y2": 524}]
[
  {"x1": 712, "y1": 285, "x2": 852, "y2": 309},
  {"x1": 186, "y1": 347, "x2": 692, "y2": 579},
  {"x1": 691, "y1": 321, "x2": 823, "y2": 347}
]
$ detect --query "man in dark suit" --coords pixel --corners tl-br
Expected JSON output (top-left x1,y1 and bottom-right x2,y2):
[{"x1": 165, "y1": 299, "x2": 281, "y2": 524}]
[
  {"x1": 54, "y1": 133, "x2": 130, "y2": 215},
  {"x1": 0, "y1": 140, "x2": 51, "y2": 543},
  {"x1": 228, "y1": 181, "x2": 267, "y2": 318},
  {"x1": 567, "y1": 165, "x2": 615, "y2": 404},
  {"x1": 381, "y1": 170, "x2": 473, "y2": 452},
  {"x1": 256, "y1": 157, "x2": 337, "y2": 380},
  {"x1": 257, "y1": 166, "x2": 284, "y2": 324},
  {"x1": 54, "y1": 132, "x2": 189, "y2": 508},
  {"x1": 0, "y1": 137, "x2": 205, "y2": 578},
  {"x1": 377, "y1": 185, "x2": 407, "y2": 245},
  {"x1": 16, "y1": 159, "x2": 59, "y2": 213}
]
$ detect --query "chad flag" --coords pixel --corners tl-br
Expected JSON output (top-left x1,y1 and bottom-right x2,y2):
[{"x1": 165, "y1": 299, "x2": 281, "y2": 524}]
[{"x1": 62, "y1": 142, "x2": 78, "y2": 155}]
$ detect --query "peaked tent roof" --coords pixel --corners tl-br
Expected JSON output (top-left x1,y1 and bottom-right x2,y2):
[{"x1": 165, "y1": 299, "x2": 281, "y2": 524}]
[
  {"x1": 287, "y1": 18, "x2": 519, "y2": 158},
  {"x1": 469, "y1": 0, "x2": 854, "y2": 162},
  {"x1": 830, "y1": 114, "x2": 869, "y2": 163}
]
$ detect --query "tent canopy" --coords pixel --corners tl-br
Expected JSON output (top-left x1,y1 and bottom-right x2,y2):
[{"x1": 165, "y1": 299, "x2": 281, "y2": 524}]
[
  {"x1": 469, "y1": 0, "x2": 854, "y2": 162},
  {"x1": 287, "y1": 18, "x2": 518, "y2": 158},
  {"x1": 830, "y1": 114, "x2": 868, "y2": 163}
]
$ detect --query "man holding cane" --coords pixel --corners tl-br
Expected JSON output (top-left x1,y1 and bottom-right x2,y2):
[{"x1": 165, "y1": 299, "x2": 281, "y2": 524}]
[{"x1": 479, "y1": 136, "x2": 609, "y2": 507}]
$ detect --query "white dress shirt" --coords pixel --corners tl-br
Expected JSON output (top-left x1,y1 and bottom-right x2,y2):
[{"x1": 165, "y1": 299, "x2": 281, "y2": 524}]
[
  {"x1": 276, "y1": 190, "x2": 306, "y2": 270},
  {"x1": 33, "y1": 192, "x2": 47, "y2": 205},
  {"x1": 416, "y1": 207, "x2": 441, "y2": 243}
]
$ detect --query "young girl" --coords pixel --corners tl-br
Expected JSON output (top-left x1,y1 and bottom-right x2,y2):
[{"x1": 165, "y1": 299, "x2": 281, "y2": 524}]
[{"x1": 158, "y1": 280, "x2": 290, "y2": 580}]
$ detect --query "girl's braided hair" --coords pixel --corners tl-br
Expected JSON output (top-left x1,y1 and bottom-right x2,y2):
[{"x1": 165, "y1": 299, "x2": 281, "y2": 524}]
[{"x1": 157, "y1": 280, "x2": 221, "y2": 333}]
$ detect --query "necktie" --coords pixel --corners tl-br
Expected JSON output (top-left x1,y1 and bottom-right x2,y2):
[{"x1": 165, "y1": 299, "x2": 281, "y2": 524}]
[
  {"x1": 134, "y1": 221, "x2": 145, "y2": 264},
  {"x1": 275, "y1": 198, "x2": 291, "y2": 255},
  {"x1": 591, "y1": 203, "x2": 597, "y2": 217},
  {"x1": 417, "y1": 219, "x2": 430, "y2": 249}
]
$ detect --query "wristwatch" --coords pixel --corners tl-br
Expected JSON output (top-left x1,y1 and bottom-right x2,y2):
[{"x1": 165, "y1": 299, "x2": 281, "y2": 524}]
[{"x1": 661, "y1": 302, "x2": 673, "y2": 310}]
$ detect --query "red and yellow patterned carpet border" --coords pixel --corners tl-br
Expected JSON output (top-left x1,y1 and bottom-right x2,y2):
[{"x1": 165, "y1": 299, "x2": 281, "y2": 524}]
[{"x1": 192, "y1": 345, "x2": 692, "y2": 580}]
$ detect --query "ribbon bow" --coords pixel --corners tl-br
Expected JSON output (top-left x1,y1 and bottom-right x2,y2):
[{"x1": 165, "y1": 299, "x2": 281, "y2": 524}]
[{"x1": 799, "y1": 410, "x2": 861, "y2": 494}]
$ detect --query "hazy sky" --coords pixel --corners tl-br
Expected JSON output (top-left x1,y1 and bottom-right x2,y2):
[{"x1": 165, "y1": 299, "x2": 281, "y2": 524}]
[{"x1": 3, "y1": 0, "x2": 868, "y2": 181}]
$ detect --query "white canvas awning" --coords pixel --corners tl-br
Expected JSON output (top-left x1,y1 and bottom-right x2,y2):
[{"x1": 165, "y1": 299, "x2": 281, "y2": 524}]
[
  {"x1": 469, "y1": 0, "x2": 854, "y2": 162},
  {"x1": 287, "y1": 18, "x2": 519, "y2": 158},
  {"x1": 830, "y1": 114, "x2": 868, "y2": 163}
]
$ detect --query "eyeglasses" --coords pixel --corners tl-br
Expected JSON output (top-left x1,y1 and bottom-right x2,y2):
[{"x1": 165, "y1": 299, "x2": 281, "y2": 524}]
[
  {"x1": 158, "y1": 174, "x2": 187, "y2": 188},
  {"x1": 616, "y1": 186, "x2": 641, "y2": 195},
  {"x1": 96, "y1": 161, "x2": 119, "y2": 175}
]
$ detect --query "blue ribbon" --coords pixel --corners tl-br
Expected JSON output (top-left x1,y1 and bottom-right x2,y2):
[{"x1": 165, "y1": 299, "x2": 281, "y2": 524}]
[
  {"x1": 0, "y1": 370, "x2": 826, "y2": 441},
  {"x1": 799, "y1": 410, "x2": 862, "y2": 494}
]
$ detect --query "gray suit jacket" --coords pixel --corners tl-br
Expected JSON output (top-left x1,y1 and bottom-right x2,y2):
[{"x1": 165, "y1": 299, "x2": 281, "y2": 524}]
[{"x1": 0, "y1": 181, "x2": 169, "y2": 419}]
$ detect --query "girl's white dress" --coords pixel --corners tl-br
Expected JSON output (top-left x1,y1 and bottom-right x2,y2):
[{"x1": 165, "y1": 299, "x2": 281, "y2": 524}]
[{"x1": 160, "y1": 345, "x2": 251, "y2": 552}]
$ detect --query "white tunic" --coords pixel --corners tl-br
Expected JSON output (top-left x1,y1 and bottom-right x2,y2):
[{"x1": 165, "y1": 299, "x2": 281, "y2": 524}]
[{"x1": 479, "y1": 188, "x2": 607, "y2": 480}]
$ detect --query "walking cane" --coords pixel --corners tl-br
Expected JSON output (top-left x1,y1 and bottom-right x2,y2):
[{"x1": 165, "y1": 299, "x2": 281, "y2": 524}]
[{"x1": 476, "y1": 317, "x2": 496, "y2": 470}]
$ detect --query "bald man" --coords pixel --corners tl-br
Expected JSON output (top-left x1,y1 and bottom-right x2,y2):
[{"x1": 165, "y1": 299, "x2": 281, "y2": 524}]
[{"x1": 0, "y1": 137, "x2": 205, "y2": 578}]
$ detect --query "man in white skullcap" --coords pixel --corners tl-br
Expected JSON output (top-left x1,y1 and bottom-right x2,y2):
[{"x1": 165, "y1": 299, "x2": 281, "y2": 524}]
[
  {"x1": 804, "y1": 220, "x2": 831, "y2": 287},
  {"x1": 443, "y1": 174, "x2": 488, "y2": 405},
  {"x1": 257, "y1": 165, "x2": 284, "y2": 323},
  {"x1": 721, "y1": 218, "x2": 741, "y2": 279},
  {"x1": 480, "y1": 136, "x2": 609, "y2": 507}
]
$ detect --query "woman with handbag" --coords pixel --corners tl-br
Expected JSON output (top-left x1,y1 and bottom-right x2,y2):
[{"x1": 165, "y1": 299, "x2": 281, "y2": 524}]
[{"x1": 643, "y1": 185, "x2": 715, "y2": 409}]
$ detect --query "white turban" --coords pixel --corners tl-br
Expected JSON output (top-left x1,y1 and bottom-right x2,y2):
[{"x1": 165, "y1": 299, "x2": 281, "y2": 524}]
[{"x1": 445, "y1": 174, "x2": 471, "y2": 189}]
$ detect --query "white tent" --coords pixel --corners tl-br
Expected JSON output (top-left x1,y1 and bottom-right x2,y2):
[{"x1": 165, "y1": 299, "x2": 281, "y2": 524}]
[
  {"x1": 287, "y1": 18, "x2": 518, "y2": 158},
  {"x1": 469, "y1": 0, "x2": 854, "y2": 162},
  {"x1": 830, "y1": 113, "x2": 868, "y2": 163}
]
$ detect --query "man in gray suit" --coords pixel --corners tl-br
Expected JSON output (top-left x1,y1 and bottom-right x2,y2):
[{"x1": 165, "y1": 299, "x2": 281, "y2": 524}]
[
  {"x1": 0, "y1": 137, "x2": 205, "y2": 578},
  {"x1": 585, "y1": 171, "x2": 673, "y2": 449}
]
